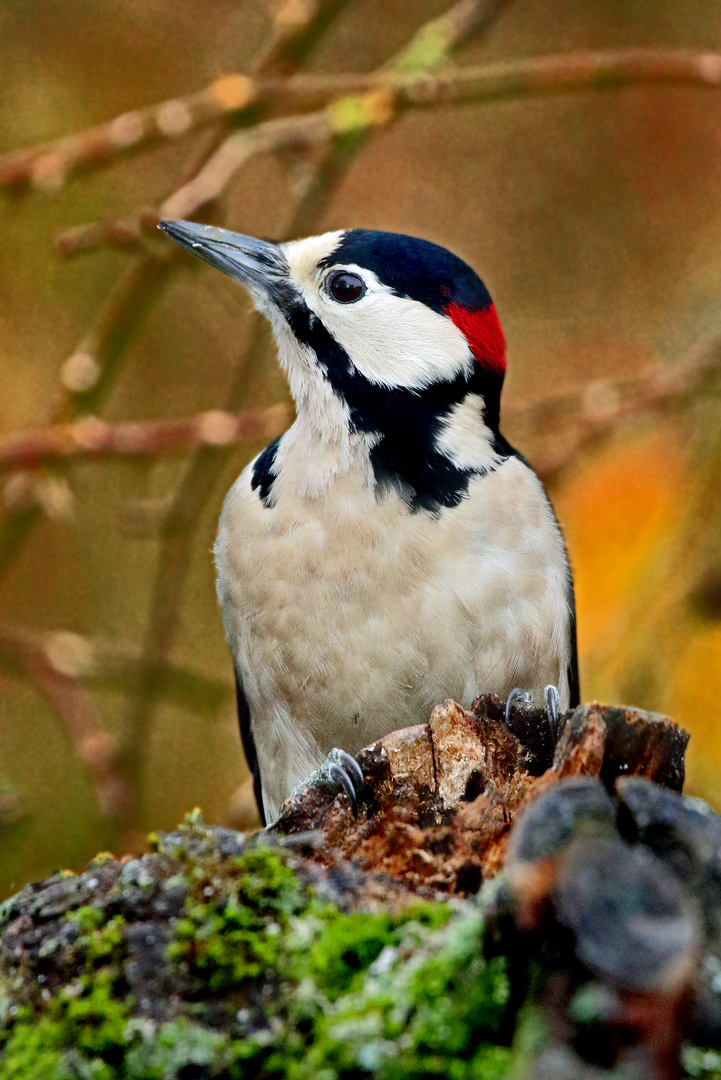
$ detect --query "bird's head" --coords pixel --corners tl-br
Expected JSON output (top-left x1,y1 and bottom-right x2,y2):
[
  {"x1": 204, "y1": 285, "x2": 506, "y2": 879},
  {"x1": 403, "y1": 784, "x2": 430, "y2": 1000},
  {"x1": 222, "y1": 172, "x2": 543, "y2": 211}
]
[{"x1": 160, "y1": 221, "x2": 508, "y2": 510}]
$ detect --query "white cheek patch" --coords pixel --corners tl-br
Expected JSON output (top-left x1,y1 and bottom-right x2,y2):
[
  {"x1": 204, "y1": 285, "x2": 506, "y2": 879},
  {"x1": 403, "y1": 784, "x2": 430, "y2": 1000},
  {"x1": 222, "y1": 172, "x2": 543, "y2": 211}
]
[
  {"x1": 307, "y1": 287, "x2": 474, "y2": 390},
  {"x1": 435, "y1": 394, "x2": 501, "y2": 471},
  {"x1": 276, "y1": 236, "x2": 475, "y2": 392}
]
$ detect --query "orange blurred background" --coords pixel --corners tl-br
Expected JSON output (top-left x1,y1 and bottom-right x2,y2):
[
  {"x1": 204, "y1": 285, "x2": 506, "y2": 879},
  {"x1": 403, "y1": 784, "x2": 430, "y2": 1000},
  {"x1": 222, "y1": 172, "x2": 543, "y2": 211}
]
[{"x1": 1, "y1": 0, "x2": 720, "y2": 897}]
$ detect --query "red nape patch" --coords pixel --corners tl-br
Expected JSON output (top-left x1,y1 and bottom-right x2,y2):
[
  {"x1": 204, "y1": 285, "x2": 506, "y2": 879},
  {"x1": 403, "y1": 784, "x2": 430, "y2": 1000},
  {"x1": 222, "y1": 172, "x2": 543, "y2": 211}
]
[{"x1": 445, "y1": 302, "x2": 506, "y2": 375}]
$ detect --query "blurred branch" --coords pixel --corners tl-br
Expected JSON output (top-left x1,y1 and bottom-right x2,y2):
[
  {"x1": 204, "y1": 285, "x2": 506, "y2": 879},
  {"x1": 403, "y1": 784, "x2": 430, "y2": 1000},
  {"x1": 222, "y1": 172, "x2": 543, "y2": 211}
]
[
  {"x1": 535, "y1": 336, "x2": 721, "y2": 487},
  {"x1": 243, "y1": 0, "x2": 354, "y2": 78},
  {"x1": 0, "y1": 0, "x2": 352, "y2": 849},
  {"x1": 104, "y1": 0, "x2": 356, "y2": 836},
  {"x1": 0, "y1": 405, "x2": 291, "y2": 473},
  {"x1": 0, "y1": 79, "x2": 257, "y2": 192},
  {"x1": 2, "y1": 335, "x2": 717, "y2": 480},
  {"x1": 0, "y1": 0, "x2": 350, "y2": 192},
  {"x1": 386, "y1": 0, "x2": 510, "y2": 72},
  {"x1": 5, "y1": 42, "x2": 721, "y2": 210},
  {"x1": 0, "y1": 627, "x2": 231, "y2": 717},
  {"x1": 52, "y1": 256, "x2": 173, "y2": 424},
  {"x1": 61, "y1": 44, "x2": 721, "y2": 255},
  {"x1": 0, "y1": 256, "x2": 170, "y2": 576},
  {"x1": 0, "y1": 627, "x2": 130, "y2": 819},
  {"x1": 57, "y1": 0, "x2": 514, "y2": 254}
]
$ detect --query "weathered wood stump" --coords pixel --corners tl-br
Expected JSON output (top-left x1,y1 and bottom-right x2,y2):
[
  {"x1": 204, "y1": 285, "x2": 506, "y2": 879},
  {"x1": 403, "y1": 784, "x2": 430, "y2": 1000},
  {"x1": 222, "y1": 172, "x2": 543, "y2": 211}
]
[{"x1": 273, "y1": 697, "x2": 689, "y2": 895}]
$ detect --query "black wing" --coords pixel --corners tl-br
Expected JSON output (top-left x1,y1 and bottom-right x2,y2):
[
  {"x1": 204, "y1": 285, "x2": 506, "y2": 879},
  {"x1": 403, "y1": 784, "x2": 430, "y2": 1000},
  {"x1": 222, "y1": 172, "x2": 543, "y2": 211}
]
[
  {"x1": 566, "y1": 576, "x2": 581, "y2": 709},
  {"x1": 235, "y1": 666, "x2": 266, "y2": 826},
  {"x1": 494, "y1": 434, "x2": 581, "y2": 709}
]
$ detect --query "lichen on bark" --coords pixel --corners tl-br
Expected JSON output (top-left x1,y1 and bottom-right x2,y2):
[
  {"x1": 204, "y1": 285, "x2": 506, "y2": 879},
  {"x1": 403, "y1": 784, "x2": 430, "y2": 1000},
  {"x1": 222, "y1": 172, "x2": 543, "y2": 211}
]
[{"x1": 0, "y1": 814, "x2": 515, "y2": 1079}]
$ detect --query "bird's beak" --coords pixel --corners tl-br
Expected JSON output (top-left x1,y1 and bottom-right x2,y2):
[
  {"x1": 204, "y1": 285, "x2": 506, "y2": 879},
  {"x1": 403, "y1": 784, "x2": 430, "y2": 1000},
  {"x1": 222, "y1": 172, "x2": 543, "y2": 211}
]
[{"x1": 158, "y1": 220, "x2": 289, "y2": 300}]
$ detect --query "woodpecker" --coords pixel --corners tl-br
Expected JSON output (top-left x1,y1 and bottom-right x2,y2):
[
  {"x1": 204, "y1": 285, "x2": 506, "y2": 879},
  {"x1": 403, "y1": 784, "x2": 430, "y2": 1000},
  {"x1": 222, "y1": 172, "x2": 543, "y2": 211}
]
[{"x1": 159, "y1": 221, "x2": 579, "y2": 824}]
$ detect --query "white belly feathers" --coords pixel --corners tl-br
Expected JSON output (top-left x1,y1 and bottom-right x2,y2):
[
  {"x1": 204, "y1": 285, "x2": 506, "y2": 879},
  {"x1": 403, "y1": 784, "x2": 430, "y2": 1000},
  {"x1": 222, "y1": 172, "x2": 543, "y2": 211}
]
[{"x1": 215, "y1": 441, "x2": 572, "y2": 821}]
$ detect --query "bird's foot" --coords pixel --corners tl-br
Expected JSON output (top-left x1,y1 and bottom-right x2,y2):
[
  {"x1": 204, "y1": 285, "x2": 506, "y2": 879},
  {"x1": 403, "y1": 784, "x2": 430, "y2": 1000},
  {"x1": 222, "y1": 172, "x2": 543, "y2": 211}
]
[
  {"x1": 321, "y1": 747, "x2": 364, "y2": 816},
  {"x1": 505, "y1": 684, "x2": 562, "y2": 744},
  {"x1": 505, "y1": 687, "x2": 533, "y2": 726},
  {"x1": 543, "y1": 684, "x2": 561, "y2": 743}
]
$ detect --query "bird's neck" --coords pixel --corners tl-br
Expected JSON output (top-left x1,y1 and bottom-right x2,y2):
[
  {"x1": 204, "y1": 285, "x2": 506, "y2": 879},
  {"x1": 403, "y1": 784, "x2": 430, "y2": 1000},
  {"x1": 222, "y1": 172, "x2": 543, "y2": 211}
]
[{"x1": 281, "y1": 371, "x2": 506, "y2": 510}]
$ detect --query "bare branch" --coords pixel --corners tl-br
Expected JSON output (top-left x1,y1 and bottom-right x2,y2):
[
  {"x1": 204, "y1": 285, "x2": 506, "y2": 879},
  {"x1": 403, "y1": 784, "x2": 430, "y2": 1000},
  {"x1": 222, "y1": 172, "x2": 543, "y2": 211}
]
[
  {"x1": 154, "y1": 48, "x2": 721, "y2": 223},
  {"x1": 57, "y1": 47, "x2": 721, "y2": 255},
  {"x1": 0, "y1": 329, "x2": 705, "y2": 489},
  {"x1": 251, "y1": 0, "x2": 354, "y2": 77},
  {"x1": 0, "y1": 80, "x2": 255, "y2": 192},
  {"x1": 535, "y1": 336, "x2": 721, "y2": 487},
  {"x1": 0, "y1": 0, "x2": 353, "y2": 845},
  {"x1": 387, "y1": 0, "x2": 512, "y2": 72},
  {"x1": 0, "y1": 0, "x2": 344, "y2": 574},
  {"x1": 0, "y1": 405, "x2": 291, "y2": 474},
  {"x1": 0, "y1": 0, "x2": 350, "y2": 191},
  {"x1": 8, "y1": 44, "x2": 721, "y2": 199},
  {"x1": 0, "y1": 627, "x2": 131, "y2": 818},
  {"x1": 0, "y1": 626, "x2": 231, "y2": 715}
]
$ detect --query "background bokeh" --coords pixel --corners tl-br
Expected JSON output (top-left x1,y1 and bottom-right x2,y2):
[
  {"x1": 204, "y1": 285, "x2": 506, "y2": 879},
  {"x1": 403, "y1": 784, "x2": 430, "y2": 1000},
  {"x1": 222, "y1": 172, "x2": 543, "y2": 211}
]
[{"x1": 2, "y1": 0, "x2": 721, "y2": 898}]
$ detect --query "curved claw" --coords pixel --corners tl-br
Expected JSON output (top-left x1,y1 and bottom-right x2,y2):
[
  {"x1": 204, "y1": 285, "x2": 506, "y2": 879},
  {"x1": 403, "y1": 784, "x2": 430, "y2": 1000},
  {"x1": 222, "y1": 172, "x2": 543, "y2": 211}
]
[
  {"x1": 328, "y1": 763, "x2": 358, "y2": 814},
  {"x1": 334, "y1": 749, "x2": 364, "y2": 793},
  {"x1": 505, "y1": 687, "x2": 533, "y2": 726},
  {"x1": 327, "y1": 748, "x2": 364, "y2": 816},
  {"x1": 544, "y1": 684, "x2": 561, "y2": 742}
]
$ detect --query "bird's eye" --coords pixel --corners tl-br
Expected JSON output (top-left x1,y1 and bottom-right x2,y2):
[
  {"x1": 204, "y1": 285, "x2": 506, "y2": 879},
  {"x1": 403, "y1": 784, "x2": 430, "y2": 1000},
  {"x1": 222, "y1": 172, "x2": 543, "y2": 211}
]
[{"x1": 327, "y1": 271, "x2": 365, "y2": 303}]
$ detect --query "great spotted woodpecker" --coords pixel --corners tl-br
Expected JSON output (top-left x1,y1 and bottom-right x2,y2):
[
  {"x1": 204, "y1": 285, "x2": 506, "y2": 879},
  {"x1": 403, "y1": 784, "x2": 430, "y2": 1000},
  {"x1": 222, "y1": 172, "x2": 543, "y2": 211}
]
[{"x1": 159, "y1": 221, "x2": 579, "y2": 824}]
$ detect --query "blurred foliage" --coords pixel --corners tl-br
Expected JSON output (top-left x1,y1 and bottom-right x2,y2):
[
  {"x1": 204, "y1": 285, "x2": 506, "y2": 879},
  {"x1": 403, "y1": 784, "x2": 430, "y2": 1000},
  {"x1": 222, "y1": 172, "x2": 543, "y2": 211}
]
[{"x1": 1, "y1": 0, "x2": 721, "y2": 898}]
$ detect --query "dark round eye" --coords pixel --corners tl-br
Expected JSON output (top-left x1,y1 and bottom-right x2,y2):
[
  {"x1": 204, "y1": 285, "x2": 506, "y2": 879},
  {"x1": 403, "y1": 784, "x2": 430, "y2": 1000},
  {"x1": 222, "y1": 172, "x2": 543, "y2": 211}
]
[{"x1": 327, "y1": 271, "x2": 365, "y2": 303}]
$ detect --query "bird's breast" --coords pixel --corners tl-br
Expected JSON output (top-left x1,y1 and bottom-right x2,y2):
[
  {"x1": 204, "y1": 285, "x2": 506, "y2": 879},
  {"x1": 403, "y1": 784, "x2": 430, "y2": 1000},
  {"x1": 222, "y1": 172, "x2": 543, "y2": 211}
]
[{"x1": 215, "y1": 452, "x2": 572, "y2": 767}]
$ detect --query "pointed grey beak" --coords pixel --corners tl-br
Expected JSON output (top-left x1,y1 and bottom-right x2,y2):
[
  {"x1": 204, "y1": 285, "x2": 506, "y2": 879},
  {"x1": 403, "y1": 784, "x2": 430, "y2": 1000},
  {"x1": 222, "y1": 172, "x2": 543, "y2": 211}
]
[{"x1": 158, "y1": 220, "x2": 290, "y2": 301}]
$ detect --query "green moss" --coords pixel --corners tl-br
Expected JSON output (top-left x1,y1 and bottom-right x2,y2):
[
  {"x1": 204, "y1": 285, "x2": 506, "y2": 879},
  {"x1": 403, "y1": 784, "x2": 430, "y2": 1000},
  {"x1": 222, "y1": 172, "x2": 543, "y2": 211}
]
[
  {"x1": 684, "y1": 1046, "x2": 721, "y2": 1078},
  {"x1": 0, "y1": 983, "x2": 130, "y2": 1080},
  {"x1": 158, "y1": 843, "x2": 516, "y2": 1076},
  {"x1": 167, "y1": 846, "x2": 312, "y2": 990},
  {"x1": 67, "y1": 907, "x2": 126, "y2": 972},
  {"x1": 300, "y1": 907, "x2": 513, "y2": 1079},
  {"x1": 300, "y1": 905, "x2": 452, "y2": 1002},
  {"x1": 0, "y1": 834, "x2": 522, "y2": 1079},
  {"x1": 125, "y1": 1018, "x2": 232, "y2": 1080}
]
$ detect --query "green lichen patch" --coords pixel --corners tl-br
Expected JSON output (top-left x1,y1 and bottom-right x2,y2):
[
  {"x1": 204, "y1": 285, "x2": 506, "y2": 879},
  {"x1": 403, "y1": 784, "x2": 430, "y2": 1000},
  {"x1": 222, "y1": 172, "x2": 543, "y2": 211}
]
[
  {"x1": 684, "y1": 1047, "x2": 721, "y2": 1079},
  {"x1": 0, "y1": 981, "x2": 131, "y2": 1080},
  {"x1": 0, "y1": 817, "x2": 520, "y2": 1079},
  {"x1": 294, "y1": 905, "x2": 512, "y2": 1079},
  {"x1": 168, "y1": 846, "x2": 313, "y2": 991},
  {"x1": 67, "y1": 908, "x2": 127, "y2": 971}
]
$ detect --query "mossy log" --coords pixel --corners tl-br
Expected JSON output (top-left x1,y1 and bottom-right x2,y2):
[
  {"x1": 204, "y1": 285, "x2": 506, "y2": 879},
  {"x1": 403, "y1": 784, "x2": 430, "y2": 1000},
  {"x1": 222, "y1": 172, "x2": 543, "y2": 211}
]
[{"x1": 1, "y1": 699, "x2": 720, "y2": 1080}]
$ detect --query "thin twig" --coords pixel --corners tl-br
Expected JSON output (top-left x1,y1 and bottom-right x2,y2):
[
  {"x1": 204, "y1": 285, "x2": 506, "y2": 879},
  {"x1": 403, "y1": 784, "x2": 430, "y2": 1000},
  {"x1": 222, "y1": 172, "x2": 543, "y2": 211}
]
[
  {"x1": 162, "y1": 0, "x2": 519, "y2": 230},
  {"x1": 251, "y1": 0, "x2": 354, "y2": 77},
  {"x1": 0, "y1": 405, "x2": 291, "y2": 473},
  {"x1": 155, "y1": 48, "x2": 721, "y2": 224},
  {"x1": 7, "y1": 44, "x2": 721, "y2": 201},
  {"x1": 0, "y1": 0, "x2": 350, "y2": 191},
  {"x1": 64, "y1": 43, "x2": 721, "y2": 255},
  {"x1": 0, "y1": 627, "x2": 130, "y2": 818},
  {"x1": 0, "y1": 626, "x2": 231, "y2": 715},
  {"x1": 0, "y1": 256, "x2": 170, "y2": 577},
  {"x1": 0, "y1": 1, "x2": 347, "y2": 565},
  {"x1": 535, "y1": 336, "x2": 721, "y2": 486}
]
